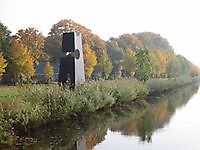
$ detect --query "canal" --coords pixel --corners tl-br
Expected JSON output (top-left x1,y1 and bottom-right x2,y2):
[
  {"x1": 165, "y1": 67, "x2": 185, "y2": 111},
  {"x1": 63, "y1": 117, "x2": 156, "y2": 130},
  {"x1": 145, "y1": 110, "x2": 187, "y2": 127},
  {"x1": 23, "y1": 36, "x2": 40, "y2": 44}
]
[{"x1": 15, "y1": 83, "x2": 200, "y2": 150}]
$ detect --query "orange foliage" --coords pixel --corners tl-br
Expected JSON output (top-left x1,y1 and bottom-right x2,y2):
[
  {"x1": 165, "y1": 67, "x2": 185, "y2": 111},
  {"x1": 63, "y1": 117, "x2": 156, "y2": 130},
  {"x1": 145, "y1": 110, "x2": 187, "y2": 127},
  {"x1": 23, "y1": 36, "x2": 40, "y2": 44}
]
[{"x1": 15, "y1": 28, "x2": 45, "y2": 64}]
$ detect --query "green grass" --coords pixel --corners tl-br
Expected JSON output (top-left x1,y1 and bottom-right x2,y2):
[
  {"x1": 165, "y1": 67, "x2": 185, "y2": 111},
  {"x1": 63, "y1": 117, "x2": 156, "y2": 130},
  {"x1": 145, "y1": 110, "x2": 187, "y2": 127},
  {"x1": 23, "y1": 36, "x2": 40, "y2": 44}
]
[{"x1": 0, "y1": 86, "x2": 19, "y2": 100}]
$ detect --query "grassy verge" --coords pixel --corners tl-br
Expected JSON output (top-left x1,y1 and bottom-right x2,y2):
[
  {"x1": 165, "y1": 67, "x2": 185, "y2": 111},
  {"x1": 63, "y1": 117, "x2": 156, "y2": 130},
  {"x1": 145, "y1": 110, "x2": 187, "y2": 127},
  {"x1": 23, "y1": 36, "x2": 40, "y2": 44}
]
[
  {"x1": 0, "y1": 76, "x2": 199, "y2": 144},
  {"x1": 0, "y1": 78, "x2": 148, "y2": 144},
  {"x1": 147, "y1": 75, "x2": 200, "y2": 94}
]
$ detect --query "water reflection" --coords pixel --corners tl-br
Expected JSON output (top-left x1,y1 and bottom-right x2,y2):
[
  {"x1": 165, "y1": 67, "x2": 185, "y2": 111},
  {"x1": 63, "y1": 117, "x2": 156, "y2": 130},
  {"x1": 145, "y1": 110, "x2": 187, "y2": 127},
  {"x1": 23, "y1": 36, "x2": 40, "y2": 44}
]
[{"x1": 16, "y1": 83, "x2": 199, "y2": 150}]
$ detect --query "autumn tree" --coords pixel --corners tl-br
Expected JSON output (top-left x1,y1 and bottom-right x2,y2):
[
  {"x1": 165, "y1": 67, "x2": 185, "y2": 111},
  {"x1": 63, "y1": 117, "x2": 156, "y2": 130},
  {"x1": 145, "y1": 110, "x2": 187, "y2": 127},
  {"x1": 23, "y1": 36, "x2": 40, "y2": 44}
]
[
  {"x1": 7, "y1": 38, "x2": 35, "y2": 82},
  {"x1": 149, "y1": 50, "x2": 169, "y2": 75},
  {"x1": 14, "y1": 28, "x2": 45, "y2": 64},
  {"x1": 121, "y1": 48, "x2": 136, "y2": 77},
  {"x1": 0, "y1": 53, "x2": 7, "y2": 76},
  {"x1": 45, "y1": 19, "x2": 113, "y2": 78},
  {"x1": 44, "y1": 61, "x2": 54, "y2": 81},
  {"x1": 135, "y1": 47, "x2": 153, "y2": 82},
  {"x1": 83, "y1": 43, "x2": 97, "y2": 78},
  {"x1": 118, "y1": 34, "x2": 143, "y2": 50},
  {"x1": 136, "y1": 32, "x2": 174, "y2": 76},
  {"x1": 45, "y1": 19, "x2": 92, "y2": 63}
]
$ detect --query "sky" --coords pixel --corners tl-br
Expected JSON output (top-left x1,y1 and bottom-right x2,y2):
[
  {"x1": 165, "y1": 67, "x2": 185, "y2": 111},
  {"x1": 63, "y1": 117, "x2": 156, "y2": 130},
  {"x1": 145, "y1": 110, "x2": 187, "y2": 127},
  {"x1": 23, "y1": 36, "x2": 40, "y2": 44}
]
[{"x1": 0, "y1": 0, "x2": 200, "y2": 67}]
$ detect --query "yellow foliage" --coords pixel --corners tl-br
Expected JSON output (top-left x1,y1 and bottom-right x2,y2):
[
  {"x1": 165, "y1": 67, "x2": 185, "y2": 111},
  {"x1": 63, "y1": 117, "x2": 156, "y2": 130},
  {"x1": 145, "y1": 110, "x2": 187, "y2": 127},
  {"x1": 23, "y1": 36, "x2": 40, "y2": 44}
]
[
  {"x1": 0, "y1": 53, "x2": 7, "y2": 76},
  {"x1": 8, "y1": 38, "x2": 35, "y2": 79},
  {"x1": 153, "y1": 50, "x2": 169, "y2": 73},
  {"x1": 83, "y1": 43, "x2": 97, "y2": 78},
  {"x1": 16, "y1": 28, "x2": 45, "y2": 64},
  {"x1": 44, "y1": 62, "x2": 53, "y2": 79}
]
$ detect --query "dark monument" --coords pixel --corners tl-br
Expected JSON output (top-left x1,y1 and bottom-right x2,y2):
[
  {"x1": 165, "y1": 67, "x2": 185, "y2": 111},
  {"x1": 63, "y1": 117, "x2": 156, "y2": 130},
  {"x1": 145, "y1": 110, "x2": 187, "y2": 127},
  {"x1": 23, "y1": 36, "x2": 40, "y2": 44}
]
[{"x1": 58, "y1": 31, "x2": 85, "y2": 88}]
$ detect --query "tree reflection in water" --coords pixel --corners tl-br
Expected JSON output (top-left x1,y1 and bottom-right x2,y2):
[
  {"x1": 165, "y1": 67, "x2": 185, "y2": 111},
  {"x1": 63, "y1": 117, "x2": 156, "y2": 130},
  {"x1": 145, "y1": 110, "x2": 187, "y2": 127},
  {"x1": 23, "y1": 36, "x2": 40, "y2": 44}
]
[{"x1": 15, "y1": 83, "x2": 199, "y2": 150}]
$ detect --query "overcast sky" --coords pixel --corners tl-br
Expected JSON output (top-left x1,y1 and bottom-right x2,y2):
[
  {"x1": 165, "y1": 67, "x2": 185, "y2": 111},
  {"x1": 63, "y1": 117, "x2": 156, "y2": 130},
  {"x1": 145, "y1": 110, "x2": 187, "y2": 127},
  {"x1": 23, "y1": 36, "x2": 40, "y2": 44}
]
[{"x1": 0, "y1": 0, "x2": 200, "y2": 67}]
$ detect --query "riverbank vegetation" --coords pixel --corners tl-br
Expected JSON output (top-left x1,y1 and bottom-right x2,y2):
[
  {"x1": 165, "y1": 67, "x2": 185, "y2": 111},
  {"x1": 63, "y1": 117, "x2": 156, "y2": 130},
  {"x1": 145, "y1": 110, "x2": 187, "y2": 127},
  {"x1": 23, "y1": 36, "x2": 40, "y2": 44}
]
[
  {"x1": 0, "y1": 79, "x2": 148, "y2": 143},
  {"x1": 1, "y1": 20, "x2": 200, "y2": 84},
  {"x1": 147, "y1": 75, "x2": 200, "y2": 94},
  {"x1": 0, "y1": 76, "x2": 200, "y2": 144},
  {"x1": 1, "y1": 81, "x2": 199, "y2": 149},
  {"x1": 1, "y1": 19, "x2": 200, "y2": 144}
]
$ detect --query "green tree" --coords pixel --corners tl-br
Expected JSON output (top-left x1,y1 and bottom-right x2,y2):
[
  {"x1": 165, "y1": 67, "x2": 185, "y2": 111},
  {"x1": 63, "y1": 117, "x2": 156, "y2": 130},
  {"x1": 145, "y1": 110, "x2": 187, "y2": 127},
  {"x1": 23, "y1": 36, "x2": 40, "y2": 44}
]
[
  {"x1": 7, "y1": 38, "x2": 35, "y2": 82},
  {"x1": 95, "y1": 51, "x2": 113, "y2": 79},
  {"x1": 135, "y1": 47, "x2": 153, "y2": 82},
  {"x1": 0, "y1": 22, "x2": 11, "y2": 53},
  {"x1": 0, "y1": 53, "x2": 7, "y2": 76},
  {"x1": 121, "y1": 48, "x2": 136, "y2": 77}
]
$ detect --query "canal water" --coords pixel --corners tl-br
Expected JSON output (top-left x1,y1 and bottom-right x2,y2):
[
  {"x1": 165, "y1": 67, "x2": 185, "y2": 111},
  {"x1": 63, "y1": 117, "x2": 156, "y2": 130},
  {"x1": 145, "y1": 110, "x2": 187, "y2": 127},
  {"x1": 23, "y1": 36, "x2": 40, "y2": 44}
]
[{"x1": 17, "y1": 83, "x2": 200, "y2": 150}]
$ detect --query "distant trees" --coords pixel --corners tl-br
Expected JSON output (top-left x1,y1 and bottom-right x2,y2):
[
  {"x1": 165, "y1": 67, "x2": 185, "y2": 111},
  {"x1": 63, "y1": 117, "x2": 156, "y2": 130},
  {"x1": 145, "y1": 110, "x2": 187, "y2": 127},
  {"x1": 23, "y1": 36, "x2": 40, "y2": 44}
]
[
  {"x1": 95, "y1": 50, "x2": 113, "y2": 78},
  {"x1": 106, "y1": 32, "x2": 199, "y2": 80},
  {"x1": 106, "y1": 38, "x2": 123, "y2": 78},
  {"x1": 136, "y1": 32, "x2": 173, "y2": 51},
  {"x1": 121, "y1": 48, "x2": 136, "y2": 77},
  {"x1": 0, "y1": 19, "x2": 199, "y2": 84},
  {"x1": 166, "y1": 55, "x2": 193, "y2": 78},
  {"x1": 176, "y1": 55, "x2": 191, "y2": 75}
]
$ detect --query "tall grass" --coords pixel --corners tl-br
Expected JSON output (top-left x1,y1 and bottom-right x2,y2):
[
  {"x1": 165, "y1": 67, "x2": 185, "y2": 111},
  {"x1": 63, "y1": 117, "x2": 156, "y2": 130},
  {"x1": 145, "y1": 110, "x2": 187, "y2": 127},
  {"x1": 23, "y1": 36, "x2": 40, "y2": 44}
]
[
  {"x1": 0, "y1": 76, "x2": 199, "y2": 144},
  {"x1": 0, "y1": 78, "x2": 148, "y2": 143},
  {"x1": 147, "y1": 75, "x2": 199, "y2": 94}
]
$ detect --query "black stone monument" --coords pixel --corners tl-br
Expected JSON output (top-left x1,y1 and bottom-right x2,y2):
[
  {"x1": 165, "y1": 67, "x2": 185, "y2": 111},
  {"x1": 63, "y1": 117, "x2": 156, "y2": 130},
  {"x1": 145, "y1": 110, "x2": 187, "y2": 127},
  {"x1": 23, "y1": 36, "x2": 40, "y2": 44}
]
[{"x1": 58, "y1": 31, "x2": 85, "y2": 88}]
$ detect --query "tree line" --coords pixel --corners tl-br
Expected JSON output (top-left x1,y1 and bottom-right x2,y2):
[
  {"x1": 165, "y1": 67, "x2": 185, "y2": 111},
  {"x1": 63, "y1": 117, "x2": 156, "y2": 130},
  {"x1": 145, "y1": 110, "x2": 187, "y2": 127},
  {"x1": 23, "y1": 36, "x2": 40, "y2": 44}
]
[{"x1": 0, "y1": 19, "x2": 199, "y2": 84}]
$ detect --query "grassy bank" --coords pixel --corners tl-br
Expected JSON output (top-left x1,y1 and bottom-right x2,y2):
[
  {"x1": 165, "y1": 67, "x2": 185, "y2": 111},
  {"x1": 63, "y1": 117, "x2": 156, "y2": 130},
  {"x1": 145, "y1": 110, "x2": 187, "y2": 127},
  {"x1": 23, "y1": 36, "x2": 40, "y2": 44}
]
[
  {"x1": 147, "y1": 75, "x2": 200, "y2": 94},
  {"x1": 0, "y1": 78, "x2": 148, "y2": 143},
  {"x1": 0, "y1": 76, "x2": 199, "y2": 144}
]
